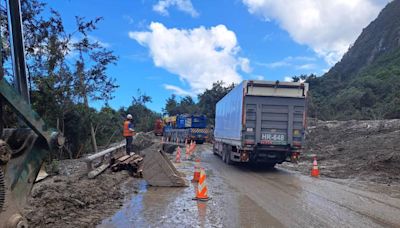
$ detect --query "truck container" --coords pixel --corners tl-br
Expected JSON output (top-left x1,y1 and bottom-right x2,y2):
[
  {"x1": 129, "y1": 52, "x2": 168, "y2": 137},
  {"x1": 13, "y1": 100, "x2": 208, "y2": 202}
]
[
  {"x1": 175, "y1": 114, "x2": 207, "y2": 129},
  {"x1": 213, "y1": 80, "x2": 308, "y2": 166}
]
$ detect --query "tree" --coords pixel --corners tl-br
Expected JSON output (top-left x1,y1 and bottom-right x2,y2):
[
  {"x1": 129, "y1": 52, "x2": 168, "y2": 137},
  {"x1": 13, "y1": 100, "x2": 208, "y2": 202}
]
[
  {"x1": 164, "y1": 94, "x2": 178, "y2": 116},
  {"x1": 125, "y1": 91, "x2": 160, "y2": 132},
  {"x1": 1, "y1": 1, "x2": 121, "y2": 158},
  {"x1": 72, "y1": 16, "x2": 118, "y2": 152},
  {"x1": 198, "y1": 81, "x2": 234, "y2": 125}
]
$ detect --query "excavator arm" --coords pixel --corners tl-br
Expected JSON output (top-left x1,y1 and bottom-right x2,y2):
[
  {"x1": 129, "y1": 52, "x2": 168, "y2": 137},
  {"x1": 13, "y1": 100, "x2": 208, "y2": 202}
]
[{"x1": 0, "y1": 0, "x2": 64, "y2": 227}]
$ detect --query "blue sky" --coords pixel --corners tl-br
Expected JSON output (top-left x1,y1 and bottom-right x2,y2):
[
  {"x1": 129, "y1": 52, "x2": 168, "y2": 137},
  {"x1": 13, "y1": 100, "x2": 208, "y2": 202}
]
[{"x1": 47, "y1": 0, "x2": 389, "y2": 112}]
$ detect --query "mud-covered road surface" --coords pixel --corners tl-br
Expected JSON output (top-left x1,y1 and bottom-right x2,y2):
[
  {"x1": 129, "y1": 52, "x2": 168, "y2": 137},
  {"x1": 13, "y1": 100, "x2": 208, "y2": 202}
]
[{"x1": 99, "y1": 144, "x2": 400, "y2": 228}]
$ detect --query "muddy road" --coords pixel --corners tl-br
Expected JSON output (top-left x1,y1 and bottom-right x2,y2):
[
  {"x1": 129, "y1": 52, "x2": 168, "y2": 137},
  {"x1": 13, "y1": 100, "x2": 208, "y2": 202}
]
[{"x1": 100, "y1": 144, "x2": 400, "y2": 228}]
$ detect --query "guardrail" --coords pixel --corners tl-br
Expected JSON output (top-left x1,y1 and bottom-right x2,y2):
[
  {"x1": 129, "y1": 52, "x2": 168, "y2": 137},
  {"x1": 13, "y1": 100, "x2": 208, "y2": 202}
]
[{"x1": 84, "y1": 141, "x2": 126, "y2": 178}]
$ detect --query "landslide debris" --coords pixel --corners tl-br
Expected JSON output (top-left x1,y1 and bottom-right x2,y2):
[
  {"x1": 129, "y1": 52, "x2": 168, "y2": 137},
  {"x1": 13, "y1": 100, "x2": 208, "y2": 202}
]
[
  {"x1": 23, "y1": 131, "x2": 157, "y2": 227},
  {"x1": 132, "y1": 132, "x2": 155, "y2": 152},
  {"x1": 23, "y1": 159, "x2": 139, "y2": 227},
  {"x1": 281, "y1": 119, "x2": 400, "y2": 185}
]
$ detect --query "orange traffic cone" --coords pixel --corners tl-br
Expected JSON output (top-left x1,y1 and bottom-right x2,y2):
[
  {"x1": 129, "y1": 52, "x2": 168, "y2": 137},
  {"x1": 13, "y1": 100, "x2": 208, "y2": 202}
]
[
  {"x1": 175, "y1": 146, "x2": 181, "y2": 163},
  {"x1": 192, "y1": 158, "x2": 201, "y2": 182},
  {"x1": 193, "y1": 168, "x2": 210, "y2": 201},
  {"x1": 311, "y1": 157, "x2": 320, "y2": 177},
  {"x1": 185, "y1": 145, "x2": 190, "y2": 160}
]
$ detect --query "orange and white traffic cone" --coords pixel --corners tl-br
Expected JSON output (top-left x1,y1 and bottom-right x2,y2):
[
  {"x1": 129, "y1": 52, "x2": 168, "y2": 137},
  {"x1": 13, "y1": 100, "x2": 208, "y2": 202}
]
[
  {"x1": 185, "y1": 145, "x2": 190, "y2": 160},
  {"x1": 193, "y1": 168, "x2": 210, "y2": 201},
  {"x1": 185, "y1": 143, "x2": 189, "y2": 155},
  {"x1": 175, "y1": 146, "x2": 181, "y2": 163},
  {"x1": 311, "y1": 157, "x2": 320, "y2": 177},
  {"x1": 192, "y1": 158, "x2": 201, "y2": 182}
]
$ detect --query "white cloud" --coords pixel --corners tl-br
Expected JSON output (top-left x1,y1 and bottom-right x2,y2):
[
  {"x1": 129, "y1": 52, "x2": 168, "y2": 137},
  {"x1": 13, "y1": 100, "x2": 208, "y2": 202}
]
[
  {"x1": 260, "y1": 60, "x2": 290, "y2": 69},
  {"x1": 129, "y1": 22, "x2": 247, "y2": 94},
  {"x1": 153, "y1": 0, "x2": 199, "y2": 17},
  {"x1": 256, "y1": 55, "x2": 317, "y2": 69},
  {"x1": 253, "y1": 75, "x2": 265, "y2": 80},
  {"x1": 123, "y1": 15, "x2": 134, "y2": 24},
  {"x1": 239, "y1": 57, "x2": 252, "y2": 73},
  {"x1": 296, "y1": 63, "x2": 317, "y2": 70},
  {"x1": 88, "y1": 35, "x2": 111, "y2": 48},
  {"x1": 284, "y1": 76, "x2": 293, "y2": 82},
  {"x1": 164, "y1": 84, "x2": 195, "y2": 96},
  {"x1": 242, "y1": 0, "x2": 389, "y2": 65}
]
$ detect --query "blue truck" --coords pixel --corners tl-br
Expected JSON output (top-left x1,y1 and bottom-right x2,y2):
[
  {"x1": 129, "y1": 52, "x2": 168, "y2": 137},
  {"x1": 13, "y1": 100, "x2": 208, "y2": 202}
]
[{"x1": 163, "y1": 114, "x2": 209, "y2": 144}]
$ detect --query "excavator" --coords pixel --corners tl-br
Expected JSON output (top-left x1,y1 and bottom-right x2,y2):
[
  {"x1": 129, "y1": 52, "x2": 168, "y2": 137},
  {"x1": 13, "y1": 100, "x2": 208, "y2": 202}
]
[
  {"x1": 0, "y1": 1, "x2": 186, "y2": 227},
  {"x1": 0, "y1": 0, "x2": 65, "y2": 227}
]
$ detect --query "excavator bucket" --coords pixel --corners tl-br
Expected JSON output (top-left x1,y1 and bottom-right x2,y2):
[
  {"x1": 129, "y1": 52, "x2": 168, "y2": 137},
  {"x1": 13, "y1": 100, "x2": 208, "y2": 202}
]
[{"x1": 142, "y1": 148, "x2": 188, "y2": 187}]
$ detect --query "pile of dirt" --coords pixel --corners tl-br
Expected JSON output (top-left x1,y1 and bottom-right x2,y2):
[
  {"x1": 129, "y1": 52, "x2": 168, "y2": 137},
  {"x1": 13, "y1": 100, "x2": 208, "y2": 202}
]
[
  {"x1": 281, "y1": 119, "x2": 400, "y2": 184},
  {"x1": 162, "y1": 144, "x2": 178, "y2": 154},
  {"x1": 132, "y1": 132, "x2": 155, "y2": 153},
  {"x1": 23, "y1": 159, "x2": 139, "y2": 227}
]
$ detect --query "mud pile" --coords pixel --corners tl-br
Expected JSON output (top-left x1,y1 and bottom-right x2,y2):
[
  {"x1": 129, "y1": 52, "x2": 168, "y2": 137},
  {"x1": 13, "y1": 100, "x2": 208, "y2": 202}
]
[
  {"x1": 281, "y1": 119, "x2": 400, "y2": 184},
  {"x1": 132, "y1": 132, "x2": 155, "y2": 152},
  {"x1": 23, "y1": 159, "x2": 138, "y2": 228}
]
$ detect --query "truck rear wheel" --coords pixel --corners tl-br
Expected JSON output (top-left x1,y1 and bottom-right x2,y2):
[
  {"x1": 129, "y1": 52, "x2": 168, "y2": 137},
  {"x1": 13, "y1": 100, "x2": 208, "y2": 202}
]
[
  {"x1": 223, "y1": 149, "x2": 233, "y2": 165},
  {"x1": 212, "y1": 144, "x2": 218, "y2": 155}
]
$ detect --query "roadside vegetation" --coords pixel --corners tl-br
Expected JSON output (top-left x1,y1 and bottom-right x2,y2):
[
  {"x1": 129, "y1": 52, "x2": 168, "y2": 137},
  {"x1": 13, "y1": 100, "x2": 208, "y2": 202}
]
[{"x1": 2, "y1": 0, "x2": 399, "y2": 159}]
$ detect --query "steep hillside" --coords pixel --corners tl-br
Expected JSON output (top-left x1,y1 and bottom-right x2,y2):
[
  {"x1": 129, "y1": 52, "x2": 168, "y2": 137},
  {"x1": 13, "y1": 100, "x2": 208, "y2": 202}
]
[{"x1": 309, "y1": 0, "x2": 400, "y2": 120}]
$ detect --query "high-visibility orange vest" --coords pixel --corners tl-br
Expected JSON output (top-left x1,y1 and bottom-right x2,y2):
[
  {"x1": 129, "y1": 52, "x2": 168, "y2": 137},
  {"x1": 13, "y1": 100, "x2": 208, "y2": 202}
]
[{"x1": 123, "y1": 120, "x2": 133, "y2": 137}]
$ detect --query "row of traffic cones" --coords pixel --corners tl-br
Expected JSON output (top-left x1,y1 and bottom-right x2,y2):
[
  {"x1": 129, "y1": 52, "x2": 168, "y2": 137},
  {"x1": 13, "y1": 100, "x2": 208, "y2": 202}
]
[
  {"x1": 175, "y1": 140, "x2": 197, "y2": 163},
  {"x1": 161, "y1": 136, "x2": 198, "y2": 145},
  {"x1": 175, "y1": 145, "x2": 210, "y2": 201}
]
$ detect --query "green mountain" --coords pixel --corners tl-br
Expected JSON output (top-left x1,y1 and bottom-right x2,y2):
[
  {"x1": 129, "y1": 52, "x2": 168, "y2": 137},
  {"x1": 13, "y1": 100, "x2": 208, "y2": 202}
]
[{"x1": 308, "y1": 0, "x2": 400, "y2": 120}]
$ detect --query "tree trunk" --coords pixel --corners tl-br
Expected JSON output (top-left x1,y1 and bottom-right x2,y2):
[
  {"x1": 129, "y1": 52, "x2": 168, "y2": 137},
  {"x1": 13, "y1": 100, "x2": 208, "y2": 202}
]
[
  {"x1": 77, "y1": 58, "x2": 98, "y2": 154},
  {"x1": 89, "y1": 122, "x2": 98, "y2": 153},
  {"x1": 84, "y1": 95, "x2": 98, "y2": 153}
]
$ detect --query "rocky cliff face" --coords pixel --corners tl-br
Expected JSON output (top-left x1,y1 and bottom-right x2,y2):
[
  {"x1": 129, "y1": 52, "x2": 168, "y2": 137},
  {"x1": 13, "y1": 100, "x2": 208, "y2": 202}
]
[
  {"x1": 309, "y1": 0, "x2": 400, "y2": 120},
  {"x1": 326, "y1": 0, "x2": 400, "y2": 81}
]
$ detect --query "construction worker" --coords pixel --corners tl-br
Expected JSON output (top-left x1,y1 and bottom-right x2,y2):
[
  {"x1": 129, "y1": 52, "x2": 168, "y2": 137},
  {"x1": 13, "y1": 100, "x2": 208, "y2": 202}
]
[{"x1": 123, "y1": 114, "x2": 135, "y2": 155}]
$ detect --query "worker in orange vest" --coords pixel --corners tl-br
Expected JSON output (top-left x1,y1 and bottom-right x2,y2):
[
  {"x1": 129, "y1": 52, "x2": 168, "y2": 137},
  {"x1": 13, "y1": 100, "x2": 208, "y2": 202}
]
[{"x1": 123, "y1": 114, "x2": 135, "y2": 155}]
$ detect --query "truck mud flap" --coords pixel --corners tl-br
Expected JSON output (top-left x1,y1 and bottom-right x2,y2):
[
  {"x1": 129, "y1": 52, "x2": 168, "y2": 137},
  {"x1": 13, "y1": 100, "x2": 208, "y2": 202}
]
[
  {"x1": 252, "y1": 147, "x2": 289, "y2": 164},
  {"x1": 142, "y1": 149, "x2": 188, "y2": 187}
]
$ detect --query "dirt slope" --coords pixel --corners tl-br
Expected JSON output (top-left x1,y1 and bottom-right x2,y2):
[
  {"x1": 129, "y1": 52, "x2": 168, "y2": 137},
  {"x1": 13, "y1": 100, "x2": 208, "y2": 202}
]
[
  {"x1": 23, "y1": 132, "x2": 156, "y2": 227},
  {"x1": 23, "y1": 160, "x2": 139, "y2": 227},
  {"x1": 281, "y1": 119, "x2": 400, "y2": 185}
]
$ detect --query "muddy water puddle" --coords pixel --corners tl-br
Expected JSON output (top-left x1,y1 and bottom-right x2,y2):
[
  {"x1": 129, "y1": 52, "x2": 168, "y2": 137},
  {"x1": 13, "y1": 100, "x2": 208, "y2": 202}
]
[
  {"x1": 99, "y1": 152, "x2": 284, "y2": 228},
  {"x1": 98, "y1": 160, "x2": 224, "y2": 227}
]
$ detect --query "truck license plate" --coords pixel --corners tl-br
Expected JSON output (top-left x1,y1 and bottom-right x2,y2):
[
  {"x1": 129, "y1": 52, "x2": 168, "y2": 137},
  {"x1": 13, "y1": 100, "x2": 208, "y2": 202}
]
[{"x1": 261, "y1": 133, "x2": 285, "y2": 142}]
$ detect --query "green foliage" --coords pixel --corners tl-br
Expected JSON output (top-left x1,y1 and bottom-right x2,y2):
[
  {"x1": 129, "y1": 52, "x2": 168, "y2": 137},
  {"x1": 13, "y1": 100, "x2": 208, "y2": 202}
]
[
  {"x1": 163, "y1": 95, "x2": 200, "y2": 115},
  {"x1": 307, "y1": 48, "x2": 400, "y2": 120},
  {"x1": 123, "y1": 90, "x2": 161, "y2": 132},
  {"x1": 197, "y1": 81, "x2": 234, "y2": 125},
  {"x1": 1, "y1": 0, "x2": 121, "y2": 158},
  {"x1": 306, "y1": 1, "x2": 400, "y2": 120}
]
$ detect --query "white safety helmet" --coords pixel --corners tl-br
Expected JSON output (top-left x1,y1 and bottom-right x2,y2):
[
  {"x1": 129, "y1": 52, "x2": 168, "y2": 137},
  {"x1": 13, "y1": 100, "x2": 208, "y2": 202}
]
[{"x1": 127, "y1": 114, "x2": 133, "y2": 120}]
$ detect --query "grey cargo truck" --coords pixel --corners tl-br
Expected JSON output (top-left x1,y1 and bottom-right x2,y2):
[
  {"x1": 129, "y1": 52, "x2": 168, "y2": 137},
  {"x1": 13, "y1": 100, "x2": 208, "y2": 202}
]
[{"x1": 213, "y1": 80, "x2": 308, "y2": 167}]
